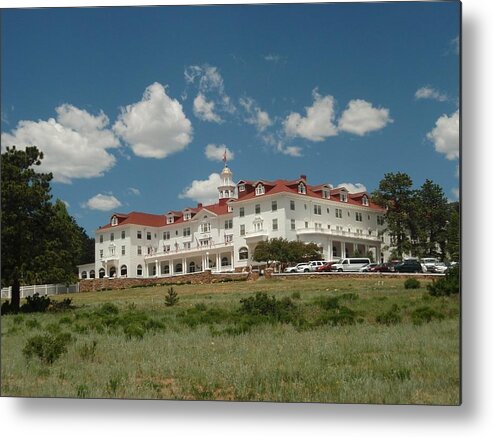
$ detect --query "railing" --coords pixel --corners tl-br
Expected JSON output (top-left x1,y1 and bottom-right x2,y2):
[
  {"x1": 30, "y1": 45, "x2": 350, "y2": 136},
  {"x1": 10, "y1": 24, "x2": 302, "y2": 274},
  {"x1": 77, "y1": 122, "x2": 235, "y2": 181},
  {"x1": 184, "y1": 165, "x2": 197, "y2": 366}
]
[
  {"x1": 144, "y1": 241, "x2": 234, "y2": 259},
  {"x1": 296, "y1": 227, "x2": 381, "y2": 241},
  {"x1": 1, "y1": 283, "x2": 80, "y2": 299}
]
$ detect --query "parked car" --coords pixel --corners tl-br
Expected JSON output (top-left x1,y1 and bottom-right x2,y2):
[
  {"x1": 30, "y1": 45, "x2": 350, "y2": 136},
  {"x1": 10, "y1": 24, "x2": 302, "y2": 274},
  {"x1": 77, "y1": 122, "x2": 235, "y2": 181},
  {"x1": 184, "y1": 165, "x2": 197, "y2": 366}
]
[
  {"x1": 330, "y1": 258, "x2": 371, "y2": 272},
  {"x1": 421, "y1": 257, "x2": 439, "y2": 269},
  {"x1": 427, "y1": 262, "x2": 448, "y2": 274},
  {"x1": 284, "y1": 263, "x2": 308, "y2": 273},
  {"x1": 359, "y1": 263, "x2": 378, "y2": 272},
  {"x1": 394, "y1": 259, "x2": 426, "y2": 273},
  {"x1": 302, "y1": 260, "x2": 327, "y2": 272},
  {"x1": 316, "y1": 261, "x2": 339, "y2": 272},
  {"x1": 371, "y1": 262, "x2": 395, "y2": 273}
]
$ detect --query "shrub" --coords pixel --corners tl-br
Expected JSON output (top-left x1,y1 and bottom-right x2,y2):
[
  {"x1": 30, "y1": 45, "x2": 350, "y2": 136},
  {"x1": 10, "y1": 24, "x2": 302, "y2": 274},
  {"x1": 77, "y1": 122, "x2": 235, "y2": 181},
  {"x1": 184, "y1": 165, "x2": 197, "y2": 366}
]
[
  {"x1": 376, "y1": 304, "x2": 402, "y2": 325},
  {"x1": 98, "y1": 302, "x2": 119, "y2": 315},
  {"x1": 123, "y1": 323, "x2": 145, "y2": 340},
  {"x1": 316, "y1": 296, "x2": 341, "y2": 310},
  {"x1": 1, "y1": 300, "x2": 14, "y2": 315},
  {"x1": 23, "y1": 332, "x2": 72, "y2": 364},
  {"x1": 165, "y1": 287, "x2": 179, "y2": 307},
  {"x1": 78, "y1": 340, "x2": 98, "y2": 361},
  {"x1": 427, "y1": 266, "x2": 460, "y2": 296},
  {"x1": 49, "y1": 298, "x2": 74, "y2": 312},
  {"x1": 404, "y1": 278, "x2": 421, "y2": 289},
  {"x1": 239, "y1": 293, "x2": 299, "y2": 323},
  {"x1": 25, "y1": 319, "x2": 41, "y2": 329},
  {"x1": 317, "y1": 305, "x2": 356, "y2": 326},
  {"x1": 291, "y1": 291, "x2": 301, "y2": 300},
  {"x1": 412, "y1": 306, "x2": 445, "y2": 325},
  {"x1": 21, "y1": 293, "x2": 52, "y2": 313},
  {"x1": 76, "y1": 384, "x2": 89, "y2": 398}
]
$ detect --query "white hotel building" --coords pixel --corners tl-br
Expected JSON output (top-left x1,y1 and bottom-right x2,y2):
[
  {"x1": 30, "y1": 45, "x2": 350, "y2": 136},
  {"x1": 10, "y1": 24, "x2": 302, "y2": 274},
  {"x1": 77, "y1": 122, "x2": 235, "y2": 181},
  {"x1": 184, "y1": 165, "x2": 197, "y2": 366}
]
[{"x1": 79, "y1": 165, "x2": 389, "y2": 280}]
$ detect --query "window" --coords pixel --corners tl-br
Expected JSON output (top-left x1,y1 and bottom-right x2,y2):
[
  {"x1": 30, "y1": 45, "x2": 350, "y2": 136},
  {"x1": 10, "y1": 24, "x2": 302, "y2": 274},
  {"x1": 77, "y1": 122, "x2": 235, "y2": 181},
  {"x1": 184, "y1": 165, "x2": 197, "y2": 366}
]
[
  {"x1": 239, "y1": 207, "x2": 245, "y2": 217},
  {"x1": 99, "y1": 268, "x2": 105, "y2": 278},
  {"x1": 200, "y1": 222, "x2": 211, "y2": 233},
  {"x1": 240, "y1": 224, "x2": 245, "y2": 236},
  {"x1": 377, "y1": 216, "x2": 385, "y2": 226},
  {"x1": 99, "y1": 249, "x2": 103, "y2": 259},
  {"x1": 322, "y1": 190, "x2": 329, "y2": 199},
  {"x1": 314, "y1": 204, "x2": 322, "y2": 215},
  {"x1": 239, "y1": 247, "x2": 249, "y2": 260},
  {"x1": 200, "y1": 239, "x2": 210, "y2": 247},
  {"x1": 327, "y1": 208, "x2": 330, "y2": 214},
  {"x1": 356, "y1": 212, "x2": 363, "y2": 222},
  {"x1": 255, "y1": 184, "x2": 265, "y2": 196},
  {"x1": 89, "y1": 270, "x2": 95, "y2": 279},
  {"x1": 221, "y1": 257, "x2": 229, "y2": 267},
  {"x1": 189, "y1": 262, "x2": 196, "y2": 273},
  {"x1": 163, "y1": 231, "x2": 170, "y2": 240},
  {"x1": 99, "y1": 234, "x2": 103, "y2": 243},
  {"x1": 109, "y1": 266, "x2": 116, "y2": 278},
  {"x1": 225, "y1": 234, "x2": 233, "y2": 243},
  {"x1": 291, "y1": 219, "x2": 296, "y2": 230},
  {"x1": 239, "y1": 184, "x2": 245, "y2": 192},
  {"x1": 253, "y1": 219, "x2": 263, "y2": 232},
  {"x1": 183, "y1": 242, "x2": 191, "y2": 250},
  {"x1": 163, "y1": 265, "x2": 170, "y2": 274},
  {"x1": 305, "y1": 221, "x2": 309, "y2": 228},
  {"x1": 81, "y1": 271, "x2": 87, "y2": 279},
  {"x1": 335, "y1": 208, "x2": 342, "y2": 218},
  {"x1": 120, "y1": 265, "x2": 127, "y2": 276},
  {"x1": 111, "y1": 216, "x2": 118, "y2": 226},
  {"x1": 315, "y1": 222, "x2": 322, "y2": 230},
  {"x1": 121, "y1": 245, "x2": 126, "y2": 256},
  {"x1": 110, "y1": 233, "x2": 114, "y2": 241},
  {"x1": 147, "y1": 246, "x2": 152, "y2": 255},
  {"x1": 341, "y1": 192, "x2": 348, "y2": 202},
  {"x1": 255, "y1": 204, "x2": 261, "y2": 214},
  {"x1": 228, "y1": 205, "x2": 233, "y2": 213},
  {"x1": 225, "y1": 219, "x2": 233, "y2": 230},
  {"x1": 121, "y1": 230, "x2": 125, "y2": 239},
  {"x1": 356, "y1": 229, "x2": 363, "y2": 235},
  {"x1": 183, "y1": 227, "x2": 191, "y2": 237},
  {"x1": 272, "y1": 200, "x2": 277, "y2": 211},
  {"x1": 137, "y1": 231, "x2": 142, "y2": 239},
  {"x1": 137, "y1": 246, "x2": 142, "y2": 255},
  {"x1": 362, "y1": 196, "x2": 369, "y2": 206},
  {"x1": 162, "y1": 244, "x2": 170, "y2": 252},
  {"x1": 272, "y1": 218, "x2": 278, "y2": 231},
  {"x1": 298, "y1": 183, "x2": 306, "y2": 194},
  {"x1": 146, "y1": 232, "x2": 151, "y2": 240},
  {"x1": 175, "y1": 263, "x2": 183, "y2": 273},
  {"x1": 137, "y1": 265, "x2": 143, "y2": 276},
  {"x1": 167, "y1": 216, "x2": 174, "y2": 224},
  {"x1": 290, "y1": 200, "x2": 295, "y2": 211},
  {"x1": 184, "y1": 212, "x2": 191, "y2": 220}
]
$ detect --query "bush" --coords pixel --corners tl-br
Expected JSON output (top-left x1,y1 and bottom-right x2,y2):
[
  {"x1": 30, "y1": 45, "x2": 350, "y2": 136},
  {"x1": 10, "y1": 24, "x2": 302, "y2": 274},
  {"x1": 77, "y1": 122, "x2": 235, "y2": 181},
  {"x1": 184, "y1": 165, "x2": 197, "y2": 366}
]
[
  {"x1": 98, "y1": 302, "x2": 119, "y2": 315},
  {"x1": 1, "y1": 300, "x2": 14, "y2": 315},
  {"x1": 376, "y1": 304, "x2": 402, "y2": 325},
  {"x1": 124, "y1": 323, "x2": 145, "y2": 340},
  {"x1": 291, "y1": 291, "x2": 301, "y2": 300},
  {"x1": 427, "y1": 266, "x2": 460, "y2": 296},
  {"x1": 412, "y1": 306, "x2": 445, "y2": 325},
  {"x1": 21, "y1": 293, "x2": 52, "y2": 313},
  {"x1": 316, "y1": 296, "x2": 341, "y2": 310},
  {"x1": 317, "y1": 305, "x2": 356, "y2": 326},
  {"x1": 23, "y1": 332, "x2": 72, "y2": 364},
  {"x1": 165, "y1": 287, "x2": 179, "y2": 307},
  {"x1": 239, "y1": 293, "x2": 298, "y2": 323},
  {"x1": 78, "y1": 340, "x2": 98, "y2": 361},
  {"x1": 404, "y1": 278, "x2": 421, "y2": 289},
  {"x1": 49, "y1": 298, "x2": 74, "y2": 312}
]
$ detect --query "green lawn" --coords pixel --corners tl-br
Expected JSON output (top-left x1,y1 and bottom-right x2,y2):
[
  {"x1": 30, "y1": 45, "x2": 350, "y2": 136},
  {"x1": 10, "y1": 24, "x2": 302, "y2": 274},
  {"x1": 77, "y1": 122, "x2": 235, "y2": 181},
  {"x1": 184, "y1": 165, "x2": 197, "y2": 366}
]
[{"x1": 0, "y1": 276, "x2": 460, "y2": 404}]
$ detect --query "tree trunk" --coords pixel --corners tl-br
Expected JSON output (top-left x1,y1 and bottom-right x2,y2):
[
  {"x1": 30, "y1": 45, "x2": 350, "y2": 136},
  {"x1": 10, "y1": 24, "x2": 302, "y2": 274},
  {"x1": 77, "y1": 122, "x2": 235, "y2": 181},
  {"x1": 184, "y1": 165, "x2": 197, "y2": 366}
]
[{"x1": 11, "y1": 276, "x2": 21, "y2": 312}]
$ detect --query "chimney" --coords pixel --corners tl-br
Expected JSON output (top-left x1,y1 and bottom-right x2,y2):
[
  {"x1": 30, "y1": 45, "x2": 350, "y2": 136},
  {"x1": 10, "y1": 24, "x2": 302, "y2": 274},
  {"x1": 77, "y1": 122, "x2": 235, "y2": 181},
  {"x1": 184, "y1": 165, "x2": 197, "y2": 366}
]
[
  {"x1": 300, "y1": 174, "x2": 307, "y2": 181},
  {"x1": 197, "y1": 202, "x2": 203, "y2": 208}
]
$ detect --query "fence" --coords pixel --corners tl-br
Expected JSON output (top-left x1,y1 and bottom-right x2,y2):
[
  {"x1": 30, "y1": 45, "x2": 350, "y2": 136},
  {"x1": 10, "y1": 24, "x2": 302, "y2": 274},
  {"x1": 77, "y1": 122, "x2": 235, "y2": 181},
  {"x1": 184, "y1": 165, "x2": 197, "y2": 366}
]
[{"x1": 1, "y1": 283, "x2": 80, "y2": 299}]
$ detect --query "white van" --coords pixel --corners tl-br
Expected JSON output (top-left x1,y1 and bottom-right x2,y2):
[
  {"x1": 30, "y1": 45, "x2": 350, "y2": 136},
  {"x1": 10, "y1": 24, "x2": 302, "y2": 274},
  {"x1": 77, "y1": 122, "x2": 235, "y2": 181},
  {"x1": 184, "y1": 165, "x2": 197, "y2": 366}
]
[{"x1": 330, "y1": 258, "x2": 371, "y2": 272}]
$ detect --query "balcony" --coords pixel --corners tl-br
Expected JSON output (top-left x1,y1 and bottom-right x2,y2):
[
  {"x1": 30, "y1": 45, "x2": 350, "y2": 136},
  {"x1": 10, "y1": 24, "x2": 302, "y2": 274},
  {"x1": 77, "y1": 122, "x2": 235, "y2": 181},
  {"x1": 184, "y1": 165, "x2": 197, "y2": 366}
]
[
  {"x1": 243, "y1": 229, "x2": 269, "y2": 243},
  {"x1": 144, "y1": 240, "x2": 234, "y2": 260},
  {"x1": 296, "y1": 227, "x2": 381, "y2": 242}
]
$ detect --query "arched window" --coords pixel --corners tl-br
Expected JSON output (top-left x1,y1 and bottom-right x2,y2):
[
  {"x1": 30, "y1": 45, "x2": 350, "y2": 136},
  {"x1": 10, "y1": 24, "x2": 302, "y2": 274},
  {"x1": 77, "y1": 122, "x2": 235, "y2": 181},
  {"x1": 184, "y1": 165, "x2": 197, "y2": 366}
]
[
  {"x1": 137, "y1": 264, "x2": 143, "y2": 276},
  {"x1": 90, "y1": 270, "x2": 95, "y2": 279},
  {"x1": 120, "y1": 265, "x2": 127, "y2": 277},
  {"x1": 221, "y1": 257, "x2": 229, "y2": 267},
  {"x1": 109, "y1": 266, "x2": 117, "y2": 277},
  {"x1": 81, "y1": 271, "x2": 87, "y2": 279},
  {"x1": 255, "y1": 184, "x2": 265, "y2": 196},
  {"x1": 239, "y1": 247, "x2": 249, "y2": 260},
  {"x1": 175, "y1": 263, "x2": 183, "y2": 273},
  {"x1": 99, "y1": 268, "x2": 105, "y2": 278},
  {"x1": 298, "y1": 183, "x2": 306, "y2": 194},
  {"x1": 189, "y1": 261, "x2": 196, "y2": 273},
  {"x1": 362, "y1": 196, "x2": 369, "y2": 206}
]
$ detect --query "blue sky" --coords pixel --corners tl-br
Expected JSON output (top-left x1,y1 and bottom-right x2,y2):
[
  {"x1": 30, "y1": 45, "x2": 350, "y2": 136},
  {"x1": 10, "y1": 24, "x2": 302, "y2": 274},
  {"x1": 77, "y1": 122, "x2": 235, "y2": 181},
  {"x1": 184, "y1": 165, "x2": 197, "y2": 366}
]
[{"x1": 1, "y1": 2, "x2": 460, "y2": 235}]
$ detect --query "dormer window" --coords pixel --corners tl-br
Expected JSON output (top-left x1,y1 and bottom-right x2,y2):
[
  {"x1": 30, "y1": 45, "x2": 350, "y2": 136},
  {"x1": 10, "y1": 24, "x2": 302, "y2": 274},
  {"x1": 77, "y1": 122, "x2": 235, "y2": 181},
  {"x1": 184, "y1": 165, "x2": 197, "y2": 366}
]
[
  {"x1": 111, "y1": 216, "x2": 118, "y2": 226},
  {"x1": 255, "y1": 184, "x2": 265, "y2": 196},
  {"x1": 322, "y1": 190, "x2": 329, "y2": 199},
  {"x1": 362, "y1": 196, "x2": 369, "y2": 206},
  {"x1": 228, "y1": 205, "x2": 233, "y2": 213},
  {"x1": 298, "y1": 183, "x2": 306, "y2": 194},
  {"x1": 167, "y1": 215, "x2": 174, "y2": 224},
  {"x1": 239, "y1": 184, "x2": 245, "y2": 192},
  {"x1": 341, "y1": 192, "x2": 348, "y2": 202},
  {"x1": 184, "y1": 212, "x2": 191, "y2": 221}
]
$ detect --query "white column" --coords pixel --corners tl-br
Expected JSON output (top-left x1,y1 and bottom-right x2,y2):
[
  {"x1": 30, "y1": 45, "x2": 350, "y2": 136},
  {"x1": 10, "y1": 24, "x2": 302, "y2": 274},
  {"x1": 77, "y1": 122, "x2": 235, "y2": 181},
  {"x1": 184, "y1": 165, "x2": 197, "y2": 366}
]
[
  {"x1": 205, "y1": 252, "x2": 210, "y2": 271},
  {"x1": 170, "y1": 261, "x2": 174, "y2": 277},
  {"x1": 157, "y1": 260, "x2": 161, "y2": 277},
  {"x1": 216, "y1": 253, "x2": 221, "y2": 272},
  {"x1": 183, "y1": 258, "x2": 187, "y2": 274},
  {"x1": 328, "y1": 240, "x2": 333, "y2": 261},
  {"x1": 231, "y1": 250, "x2": 235, "y2": 270},
  {"x1": 365, "y1": 244, "x2": 369, "y2": 258},
  {"x1": 155, "y1": 260, "x2": 158, "y2": 277},
  {"x1": 342, "y1": 242, "x2": 346, "y2": 259}
]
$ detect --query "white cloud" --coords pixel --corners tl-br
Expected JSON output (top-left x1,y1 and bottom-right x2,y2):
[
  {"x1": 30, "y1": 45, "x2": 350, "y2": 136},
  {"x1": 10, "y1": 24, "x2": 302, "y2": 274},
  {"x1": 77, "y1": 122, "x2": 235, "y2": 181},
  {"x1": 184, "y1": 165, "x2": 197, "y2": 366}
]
[
  {"x1": 128, "y1": 187, "x2": 141, "y2": 196},
  {"x1": 113, "y1": 82, "x2": 193, "y2": 159},
  {"x1": 426, "y1": 110, "x2": 459, "y2": 160},
  {"x1": 83, "y1": 194, "x2": 122, "y2": 211},
  {"x1": 185, "y1": 65, "x2": 224, "y2": 93},
  {"x1": 239, "y1": 97, "x2": 272, "y2": 132},
  {"x1": 179, "y1": 173, "x2": 221, "y2": 205},
  {"x1": 338, "y1": 99, "x2": 392, "y2": 136},
  {"x1": 1, "y1": 104, "x2": 119, "y2": 183},
  {"x1": 336, "y1": 182, "x2": 368, "y2": 193},
  {"x1": 193, "y1": 93, "x2": 222, "y2": 123},
  {"x1": 284, "y1": 90, "x2": 338, "y2": 141},
  {"x1": 264, "y1": 54, "x2": 282, "y2": 63},
  {"x1": 280, "y1": 145, "x2": 303, "y2": 157},
  {"x1": 204, "y1": 144, "x2": 235, "y2": 162},
  {"x1": 452, "y1": 187, "x2": 460, "y2": 199},
  {"x1": 415, "y1": 86, "x2": 448, "y2": 102}
]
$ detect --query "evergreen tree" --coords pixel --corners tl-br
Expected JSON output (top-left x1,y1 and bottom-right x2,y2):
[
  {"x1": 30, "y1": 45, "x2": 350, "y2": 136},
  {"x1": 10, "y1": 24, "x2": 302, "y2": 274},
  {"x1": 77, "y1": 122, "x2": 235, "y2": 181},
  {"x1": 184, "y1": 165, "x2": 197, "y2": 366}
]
[{"x1": 446, "y1": 202, "x2": 460, "y2": 261}]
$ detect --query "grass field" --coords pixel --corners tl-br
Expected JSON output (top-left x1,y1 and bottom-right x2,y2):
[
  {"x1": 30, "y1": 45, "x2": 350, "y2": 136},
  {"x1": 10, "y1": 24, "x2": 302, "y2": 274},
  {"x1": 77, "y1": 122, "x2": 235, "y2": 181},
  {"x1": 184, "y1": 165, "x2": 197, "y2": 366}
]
[{"x1": 0, "y1": 276, "x2": 460, "y2": 404}]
